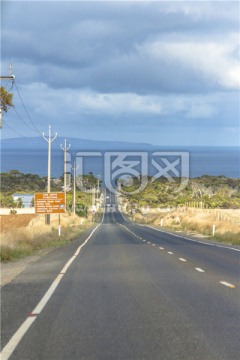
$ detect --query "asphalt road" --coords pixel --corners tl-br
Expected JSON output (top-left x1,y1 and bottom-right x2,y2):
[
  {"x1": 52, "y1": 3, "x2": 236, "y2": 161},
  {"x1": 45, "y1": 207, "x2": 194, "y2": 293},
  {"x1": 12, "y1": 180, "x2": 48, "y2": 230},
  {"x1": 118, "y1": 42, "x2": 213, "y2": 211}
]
[{"x1": 1, "y1": 203, "x2": 240, "y2": 359}]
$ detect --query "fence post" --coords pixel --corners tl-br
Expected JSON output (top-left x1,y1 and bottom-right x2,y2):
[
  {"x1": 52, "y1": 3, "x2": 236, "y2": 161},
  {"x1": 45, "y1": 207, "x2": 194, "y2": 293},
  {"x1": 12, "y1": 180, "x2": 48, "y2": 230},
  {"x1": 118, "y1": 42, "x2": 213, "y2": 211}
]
[{"x1": 212, "y1": 224, "x2": 216, "y2": 237}]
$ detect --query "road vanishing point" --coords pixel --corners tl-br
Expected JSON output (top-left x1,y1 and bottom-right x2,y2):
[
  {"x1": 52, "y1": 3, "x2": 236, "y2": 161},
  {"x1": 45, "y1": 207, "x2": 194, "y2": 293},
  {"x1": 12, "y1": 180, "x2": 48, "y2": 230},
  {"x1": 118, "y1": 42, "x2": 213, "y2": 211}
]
[{"x1": 1, "y1": 192, "x2": 240, "y2": 360}]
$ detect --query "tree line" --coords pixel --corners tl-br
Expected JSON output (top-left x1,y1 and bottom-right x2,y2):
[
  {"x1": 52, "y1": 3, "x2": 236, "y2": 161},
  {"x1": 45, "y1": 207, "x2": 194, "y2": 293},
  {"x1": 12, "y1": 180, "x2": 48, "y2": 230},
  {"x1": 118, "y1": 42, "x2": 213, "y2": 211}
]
[{"x1": 121, "y1": 175, "x2": 240, "y2": 209}]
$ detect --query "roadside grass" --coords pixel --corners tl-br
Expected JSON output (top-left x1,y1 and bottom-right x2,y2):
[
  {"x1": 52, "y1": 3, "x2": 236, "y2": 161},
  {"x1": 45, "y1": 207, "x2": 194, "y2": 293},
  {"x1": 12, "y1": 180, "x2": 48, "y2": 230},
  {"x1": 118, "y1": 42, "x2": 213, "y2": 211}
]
[
  {"x1": 213, "y1": 232, "x2": 240, "y2": 245},
  {"x1": 0, "y1": 213, "x2": 95, "y2": 262},
  {"x1": 133, "y1": 209, "x2": 240, "y2": 245}
]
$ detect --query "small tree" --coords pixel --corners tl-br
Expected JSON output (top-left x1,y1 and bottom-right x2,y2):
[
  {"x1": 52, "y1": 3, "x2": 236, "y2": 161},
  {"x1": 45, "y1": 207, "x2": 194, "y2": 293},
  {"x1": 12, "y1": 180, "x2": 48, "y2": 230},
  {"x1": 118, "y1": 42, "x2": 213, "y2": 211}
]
[
  {"x1": 0, "y1": 86, "x2": 14, "y2": 112},
  {"x1": 17, "y1": 197, "x2": 23, "y2": 208},
  {"x1": 0, "y1": 86, "x2": 14, "y2": 128}
]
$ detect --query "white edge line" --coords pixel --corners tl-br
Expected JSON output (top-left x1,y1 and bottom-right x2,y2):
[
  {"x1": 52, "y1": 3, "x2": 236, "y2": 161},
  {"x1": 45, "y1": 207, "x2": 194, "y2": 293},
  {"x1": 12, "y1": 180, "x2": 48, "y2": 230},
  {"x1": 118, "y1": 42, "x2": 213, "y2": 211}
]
[
  {"x1": 137, "y1": 224, "x2": 240, "y2": 252},
  {"x1": 0, "y1": 317, "x2": 37, "y2": 360},
  {"x1": 32, "y1": 273, "x2": 64, "y2": 315},
  {"x1": 0, "y1": 214, "x2": 104, "y2": 360},
  {"x1": 119, "y1": 209, "x2": 128, "y2": 223}
]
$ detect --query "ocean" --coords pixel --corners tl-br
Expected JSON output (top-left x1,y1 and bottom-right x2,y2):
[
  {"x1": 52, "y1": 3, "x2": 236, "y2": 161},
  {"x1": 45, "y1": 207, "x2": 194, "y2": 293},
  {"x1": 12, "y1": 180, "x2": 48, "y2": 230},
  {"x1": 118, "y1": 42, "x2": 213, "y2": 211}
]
[{"x1": 1, "y1": 147, "x2": 239, "y2": 179}]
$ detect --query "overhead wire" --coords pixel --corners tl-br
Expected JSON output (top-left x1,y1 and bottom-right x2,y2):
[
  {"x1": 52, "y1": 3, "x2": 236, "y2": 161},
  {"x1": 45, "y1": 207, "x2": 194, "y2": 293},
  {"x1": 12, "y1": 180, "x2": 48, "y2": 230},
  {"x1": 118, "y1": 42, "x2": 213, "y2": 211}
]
[
  {"x1": 13, "y1": 80, "x2": 42, "y2": 136},
  {"x1": 2, "y1": 79, "x2": 62, "y2": 144},
  {"x1": 8, "y1": 79, "x2": 14, "y2": 91},
  {"x1": 1, "y1": 118, "x2": 26, "y2": 137},
  {"x1": 1, "y1": 79, "x2": 10, "y2": 90},
  {"x1": 12, "y1": 107, "x2": 39, "y2": 134}
]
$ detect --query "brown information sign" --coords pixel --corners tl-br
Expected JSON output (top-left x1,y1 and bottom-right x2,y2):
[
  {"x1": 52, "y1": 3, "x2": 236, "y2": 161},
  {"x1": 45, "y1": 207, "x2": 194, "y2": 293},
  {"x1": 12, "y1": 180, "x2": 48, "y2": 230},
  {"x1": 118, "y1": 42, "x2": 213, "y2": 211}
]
[{"x1": 35, "y1": 193, "x2": 66, "y2": 214}]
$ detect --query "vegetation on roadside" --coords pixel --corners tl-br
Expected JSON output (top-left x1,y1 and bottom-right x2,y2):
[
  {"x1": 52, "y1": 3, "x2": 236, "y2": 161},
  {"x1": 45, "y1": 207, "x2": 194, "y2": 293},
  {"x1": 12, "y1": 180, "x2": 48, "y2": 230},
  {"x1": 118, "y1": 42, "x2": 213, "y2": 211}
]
[
  {"x1": 132, "y1": 208, "x2": 240, "y2": 245},
  {"x1": 0, "y1": 213, "x2": 96, "y2": 262},
  {"x1": 0, "y1": 170, "x2": 101, "y2": 212},
  {"x1": 120, "y1": 175, "x2": 240, "y2": 245},
  {"x1": 121, "y1": 175, "x2": 240, "y2": 210},
  {"x1": 0, "y1": 170, "x2": 103, "y2": 262}
]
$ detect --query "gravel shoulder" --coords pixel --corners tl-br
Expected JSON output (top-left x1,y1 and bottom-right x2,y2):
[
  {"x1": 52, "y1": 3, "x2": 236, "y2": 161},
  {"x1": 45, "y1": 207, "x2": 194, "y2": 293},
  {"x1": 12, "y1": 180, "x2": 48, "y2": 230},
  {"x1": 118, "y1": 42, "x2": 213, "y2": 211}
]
[{"x1": 0, "y1": 248, "x2": 54, "y2": 286}]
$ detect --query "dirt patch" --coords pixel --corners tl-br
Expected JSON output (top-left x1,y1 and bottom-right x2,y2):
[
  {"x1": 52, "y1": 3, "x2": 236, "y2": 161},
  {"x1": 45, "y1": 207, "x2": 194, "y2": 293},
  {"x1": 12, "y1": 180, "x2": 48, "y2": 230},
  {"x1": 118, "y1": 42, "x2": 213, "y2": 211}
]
[
  {"x1": 0, "y1": 214, "x2": 37, "y2": 232},
  {"x1": 0, "y1": 248, "x2": 54, "y2": 286}
]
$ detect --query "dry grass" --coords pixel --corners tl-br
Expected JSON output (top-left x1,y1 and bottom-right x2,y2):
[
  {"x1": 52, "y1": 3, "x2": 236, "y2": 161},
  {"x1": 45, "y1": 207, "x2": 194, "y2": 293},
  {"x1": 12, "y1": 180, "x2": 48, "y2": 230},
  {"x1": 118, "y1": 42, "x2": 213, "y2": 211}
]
[
  {"x1": 0, "y1": 214, "x2": 37, "y2": 232},
  {"x1": 134, "y1": 208, "x2": 240, "y2": 245},
  {"x1": 0, "y1": 213, "x2": 93, "y2": 262}
]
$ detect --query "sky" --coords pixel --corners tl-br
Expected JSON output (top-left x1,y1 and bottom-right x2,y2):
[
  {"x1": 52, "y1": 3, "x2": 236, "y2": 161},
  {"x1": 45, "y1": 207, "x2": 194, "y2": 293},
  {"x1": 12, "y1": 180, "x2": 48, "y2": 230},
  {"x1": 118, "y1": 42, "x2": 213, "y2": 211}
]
[{"x1": 1, "y1": 0, "x2": 240, "y2": 146}]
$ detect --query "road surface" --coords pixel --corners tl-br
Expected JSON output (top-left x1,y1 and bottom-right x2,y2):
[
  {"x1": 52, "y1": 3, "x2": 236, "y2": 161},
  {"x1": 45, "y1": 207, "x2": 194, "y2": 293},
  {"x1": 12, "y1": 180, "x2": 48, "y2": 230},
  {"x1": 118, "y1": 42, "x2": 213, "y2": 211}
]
[{"x1": 1, "y1": 199, "x2": 239, "y2": 359}]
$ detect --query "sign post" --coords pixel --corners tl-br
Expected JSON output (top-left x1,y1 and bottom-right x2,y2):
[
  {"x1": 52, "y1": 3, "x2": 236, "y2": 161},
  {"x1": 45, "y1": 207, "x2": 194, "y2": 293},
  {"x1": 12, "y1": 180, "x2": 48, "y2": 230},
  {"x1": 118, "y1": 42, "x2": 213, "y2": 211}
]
[{"x1": 58, "y1": 214, "x2": 61, "y2": 237}]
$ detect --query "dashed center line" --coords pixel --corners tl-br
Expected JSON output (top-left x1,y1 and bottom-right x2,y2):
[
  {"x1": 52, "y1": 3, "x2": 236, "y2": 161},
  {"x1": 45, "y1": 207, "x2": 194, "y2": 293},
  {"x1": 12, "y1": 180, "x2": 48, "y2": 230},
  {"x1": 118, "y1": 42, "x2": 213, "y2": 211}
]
[
  {"x1": 120, "y1": 225, "x2": 235, "y2": 294},
  {"x1": 220, "y1": 281, "x2": 235, "y2": 288}
]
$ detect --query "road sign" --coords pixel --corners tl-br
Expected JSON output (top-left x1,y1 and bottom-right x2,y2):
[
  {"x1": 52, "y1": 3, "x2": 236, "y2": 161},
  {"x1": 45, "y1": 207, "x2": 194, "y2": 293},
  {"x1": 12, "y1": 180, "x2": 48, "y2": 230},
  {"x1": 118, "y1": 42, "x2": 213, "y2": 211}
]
[{"x1": 35, "y1": 192, "x2": 66, "y2": 214}]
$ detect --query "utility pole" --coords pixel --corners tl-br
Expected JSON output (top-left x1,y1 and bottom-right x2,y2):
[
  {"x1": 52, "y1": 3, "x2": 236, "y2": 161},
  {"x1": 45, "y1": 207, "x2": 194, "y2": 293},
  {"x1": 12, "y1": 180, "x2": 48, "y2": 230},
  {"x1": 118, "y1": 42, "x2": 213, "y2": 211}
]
[
  {"x1": 0, "y1": 64, "x2": 15, "y2": 129},
  {"x1": 96, "y1": 175, "x2": 101, "y2": 208},
  {"x1": 43, "y1": 125, "x2": 57, "y2": 224},
  {"x1": 0, "y1": 64, "x2": 15, "y2": 81},
  {"x1": 92, "y1": 187, "x2": 96, "y2": 207},
  {"x1": 60, "y1": 139, "x2": 71, "y2": 197},
  {"x1": 72, "y1": 161, "x2": 78, "y2": 215}
]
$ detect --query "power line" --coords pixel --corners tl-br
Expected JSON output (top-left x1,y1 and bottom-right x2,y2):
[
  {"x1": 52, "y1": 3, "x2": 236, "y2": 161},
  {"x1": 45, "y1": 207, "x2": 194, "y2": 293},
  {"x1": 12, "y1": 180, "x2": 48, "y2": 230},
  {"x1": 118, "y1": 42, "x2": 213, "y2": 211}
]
[
  {"x1": 1, "y1": 79, "x2": 11, "y2": 90},
  {"x1": 12, "y1": 107, "x2": 39, "y2": 134},
  {"x1": 13, "y1": 81, "x2": 42, "y2": 135},
  {"x1": 1, "y1": 119, "x2": 26, "y2": 137}
]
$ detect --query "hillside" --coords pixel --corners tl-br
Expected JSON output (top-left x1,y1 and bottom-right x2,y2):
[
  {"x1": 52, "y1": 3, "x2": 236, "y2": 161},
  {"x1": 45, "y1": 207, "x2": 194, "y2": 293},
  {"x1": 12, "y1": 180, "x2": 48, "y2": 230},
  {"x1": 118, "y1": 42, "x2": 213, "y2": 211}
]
[{"x1": 120, "y1": 175, "x2": 240, "y2": 210}]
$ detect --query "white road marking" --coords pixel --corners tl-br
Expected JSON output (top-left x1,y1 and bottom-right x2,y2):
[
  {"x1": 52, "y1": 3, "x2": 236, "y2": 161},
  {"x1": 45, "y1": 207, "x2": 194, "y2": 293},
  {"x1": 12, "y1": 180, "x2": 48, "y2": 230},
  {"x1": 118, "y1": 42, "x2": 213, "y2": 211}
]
[
  {"x1": 152, "y1": 244, "x2": 156, "y2": 247},
  {"x1": 137, "y1": 224, "x2": 240, "y2": 252},
  {"x1": 119, "y1": 210, "x2": 128, "y2": 223},
  {"x1": 168, "y1": 251, "x2": 173, "y2": 255},
  {"x1": 0, "y1": 217, "x2": 104, "y2": 360},
  {"x1": 195, "y1": 267, "x2": 205, "y2": 273},
  {"x1": 179, "y1": 258, "x2": 187, "y2": 262},
  {"x1": 220, "y1": 281, "x2": 235, "y2": 288},
  {"x1": 159, "y1": 247, "x2": 164, "y2": 250},
  {"x1": 30, "y1": 273, "x2": 64, "y2": 315},
  {"x1": 147, "y1": 242, "x2": 151, "y2": 244},
  {"x1": 0, "y1": 317, "x2": 37, "y2": 360}
]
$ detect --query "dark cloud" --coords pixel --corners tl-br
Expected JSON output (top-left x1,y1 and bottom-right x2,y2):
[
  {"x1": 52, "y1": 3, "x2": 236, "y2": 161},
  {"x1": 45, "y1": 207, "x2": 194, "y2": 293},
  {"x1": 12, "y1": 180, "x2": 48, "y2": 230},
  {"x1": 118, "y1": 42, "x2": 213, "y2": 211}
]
[
  {"x1": 2, "y1": 1, "x2": 239, "y2": 94},
  {"x1": 1, "y1": 1, "x2": 239, "y2": 146}
]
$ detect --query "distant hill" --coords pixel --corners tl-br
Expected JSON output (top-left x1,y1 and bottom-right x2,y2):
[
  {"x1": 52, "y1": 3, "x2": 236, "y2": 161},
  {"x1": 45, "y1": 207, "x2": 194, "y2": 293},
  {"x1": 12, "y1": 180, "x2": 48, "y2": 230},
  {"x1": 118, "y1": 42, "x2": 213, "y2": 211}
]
[
  {"x1": 1, "y1": 137, "x2": 239, "y2": 178},
  {"x1": 1, "y1": 137, "x2": 154, "y2": 151}
]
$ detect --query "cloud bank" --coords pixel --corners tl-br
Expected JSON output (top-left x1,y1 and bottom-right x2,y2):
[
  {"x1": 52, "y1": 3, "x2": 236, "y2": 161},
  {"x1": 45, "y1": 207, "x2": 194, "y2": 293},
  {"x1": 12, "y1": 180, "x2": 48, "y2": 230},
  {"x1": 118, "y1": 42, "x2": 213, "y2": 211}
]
[{"x1": 1, "y1": 0, "x2": 239, "y2": 146}]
